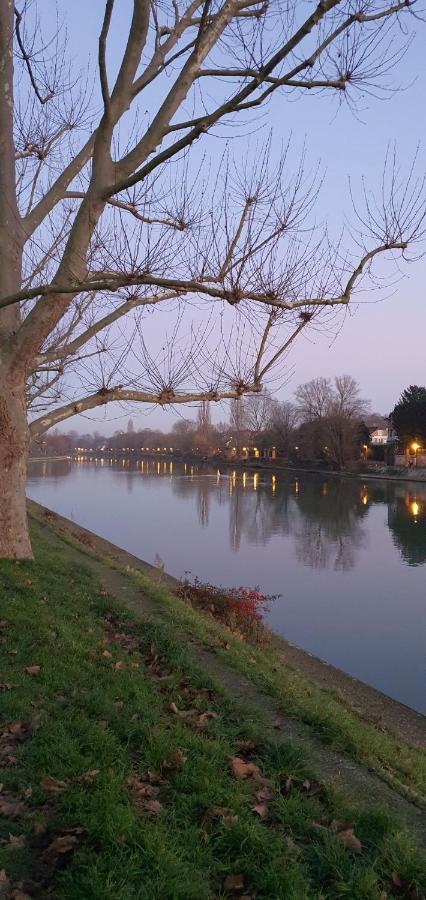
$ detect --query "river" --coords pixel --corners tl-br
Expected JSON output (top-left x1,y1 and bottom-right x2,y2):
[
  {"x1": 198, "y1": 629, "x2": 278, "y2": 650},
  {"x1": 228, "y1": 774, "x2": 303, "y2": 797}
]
[{"x1": 27, "y1": 457, "x2": 426, "y2": 714}]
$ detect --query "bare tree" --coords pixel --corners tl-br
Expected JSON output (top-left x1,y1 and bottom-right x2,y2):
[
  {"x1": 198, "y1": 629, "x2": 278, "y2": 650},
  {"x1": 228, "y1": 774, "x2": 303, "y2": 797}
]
[
  {"x1": 268, "y1": 400, "x2": 299, "y2": 455},
  {"x1": 196, "y1": 400, "x2": 214, "y2": 450},
  {"x1": 295, "y1": 374, "x2": 369, "y2": 467},
  {"x1": 295, "y1": 377, "x2": 333, "y2": 422},
  {"x1": 245, "y1": 390, "x2": 274, "y2": 445},
  {"x1": 229, "y1": 398, "x2": 248, "y2": 452},
  {"x1": 1, "y1": 0, "x2": 425, "y2": 557},
  {"x1": 324, "y1": 375, "x2": 369, "y2": 468}
]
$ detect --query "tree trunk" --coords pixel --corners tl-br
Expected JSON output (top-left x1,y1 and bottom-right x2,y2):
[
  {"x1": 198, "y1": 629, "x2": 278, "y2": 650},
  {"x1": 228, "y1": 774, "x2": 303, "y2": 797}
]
[
  {"x1": 0, "y1": 375, "x2": 32, "y2": 559},
  {"x1": 0, "y1": 2, "x2": 31, "y2": 558}
]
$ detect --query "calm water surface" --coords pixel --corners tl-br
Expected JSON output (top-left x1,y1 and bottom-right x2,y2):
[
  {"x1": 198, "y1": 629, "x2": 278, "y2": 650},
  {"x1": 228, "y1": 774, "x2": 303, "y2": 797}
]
[{"x1": 27, "y1": 459, "x2": 426, "y2": 714}]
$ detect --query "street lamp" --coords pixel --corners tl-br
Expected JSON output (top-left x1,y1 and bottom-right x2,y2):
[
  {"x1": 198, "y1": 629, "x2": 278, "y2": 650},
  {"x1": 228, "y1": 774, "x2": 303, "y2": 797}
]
[{"x1": 411, "y1": 441, "x2": 421, "y2": 466}]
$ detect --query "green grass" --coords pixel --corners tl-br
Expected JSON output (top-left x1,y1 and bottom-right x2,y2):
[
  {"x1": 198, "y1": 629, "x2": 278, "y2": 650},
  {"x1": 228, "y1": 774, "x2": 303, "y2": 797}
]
[
  {"x1": 113, "y1": 564, "x2": 426, "y2": 806},
  {"x1": 0, "y1": 522, "x2": 424, "y2": 899}
]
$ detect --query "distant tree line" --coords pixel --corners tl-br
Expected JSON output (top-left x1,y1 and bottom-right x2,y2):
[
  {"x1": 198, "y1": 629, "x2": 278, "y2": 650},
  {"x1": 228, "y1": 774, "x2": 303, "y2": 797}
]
[{"x1": 34, "y1": 380, "x2": 426, "y2": 470}]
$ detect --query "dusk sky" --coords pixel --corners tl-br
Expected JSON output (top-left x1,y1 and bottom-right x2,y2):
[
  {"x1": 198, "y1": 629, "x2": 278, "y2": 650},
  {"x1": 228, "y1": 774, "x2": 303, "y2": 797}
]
[{"x1": 57, "y1": 2, "x2": 426, "y2": 433}]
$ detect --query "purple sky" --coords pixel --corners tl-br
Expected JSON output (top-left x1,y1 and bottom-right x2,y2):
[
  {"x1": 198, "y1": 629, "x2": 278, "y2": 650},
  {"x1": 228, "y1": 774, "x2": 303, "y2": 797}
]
[{"x1": 55, "y1": 2, "x2": 426, "y2": 433}]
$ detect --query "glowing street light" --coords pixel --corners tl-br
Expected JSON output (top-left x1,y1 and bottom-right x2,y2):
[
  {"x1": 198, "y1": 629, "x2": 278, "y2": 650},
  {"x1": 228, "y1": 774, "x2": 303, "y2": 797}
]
[{"x1": 411, "y1": 441, "x2": 421, "y2": 467}]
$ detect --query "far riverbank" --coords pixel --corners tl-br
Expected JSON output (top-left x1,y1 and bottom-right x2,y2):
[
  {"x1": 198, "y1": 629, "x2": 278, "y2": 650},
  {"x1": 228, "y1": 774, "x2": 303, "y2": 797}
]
[{"x1": 65, "y1": 449, "x2": 426, "y2": 485}]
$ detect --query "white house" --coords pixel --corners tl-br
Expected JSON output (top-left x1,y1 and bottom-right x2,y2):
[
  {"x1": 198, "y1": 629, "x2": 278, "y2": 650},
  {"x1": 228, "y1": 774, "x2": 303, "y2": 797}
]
[{"x1": 370, "y1": 427, "x2": 388, "y2": 446}]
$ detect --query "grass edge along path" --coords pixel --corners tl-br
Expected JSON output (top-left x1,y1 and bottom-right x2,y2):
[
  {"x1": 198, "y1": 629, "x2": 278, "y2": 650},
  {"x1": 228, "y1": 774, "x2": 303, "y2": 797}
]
[
  {"x1": 27, "y1": 502, "x2": 426, "y2": 807},
  {"x1": 0, "y1": 517, "x2": 422, "y2": 897}
]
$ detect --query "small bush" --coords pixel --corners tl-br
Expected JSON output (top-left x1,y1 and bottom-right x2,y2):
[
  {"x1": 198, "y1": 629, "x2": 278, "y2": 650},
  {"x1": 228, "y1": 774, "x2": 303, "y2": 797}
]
[{"x1": 176, "y1": 578, "x2": 276, "y2": 644}]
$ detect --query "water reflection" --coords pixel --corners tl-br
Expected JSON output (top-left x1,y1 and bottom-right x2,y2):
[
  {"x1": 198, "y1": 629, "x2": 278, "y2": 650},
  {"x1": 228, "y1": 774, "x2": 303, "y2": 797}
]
[
  {"x1": 388, "y1": 492, "x2": 426, "y2": 566},
  {"x1": 28, "y1": 458, "x2": 426, "y2": 570}
]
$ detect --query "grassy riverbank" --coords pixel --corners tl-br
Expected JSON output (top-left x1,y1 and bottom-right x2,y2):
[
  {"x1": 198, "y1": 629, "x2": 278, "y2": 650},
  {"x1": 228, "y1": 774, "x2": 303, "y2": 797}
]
[{"x1": 0, "y1": 517, "x2": 425, "y2": 899}]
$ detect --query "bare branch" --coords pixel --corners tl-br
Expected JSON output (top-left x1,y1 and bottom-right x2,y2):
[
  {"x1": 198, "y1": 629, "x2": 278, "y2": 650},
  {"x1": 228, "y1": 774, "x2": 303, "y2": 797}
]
[{"x1": 29, "y1": 382, "x2": 262, "y2": 438}]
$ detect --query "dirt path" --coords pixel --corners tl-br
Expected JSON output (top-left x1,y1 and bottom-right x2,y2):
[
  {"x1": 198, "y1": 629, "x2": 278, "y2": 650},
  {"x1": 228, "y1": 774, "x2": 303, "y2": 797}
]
[{"x1": 28, "y1": 502, "x2": 426, "y2": 847}]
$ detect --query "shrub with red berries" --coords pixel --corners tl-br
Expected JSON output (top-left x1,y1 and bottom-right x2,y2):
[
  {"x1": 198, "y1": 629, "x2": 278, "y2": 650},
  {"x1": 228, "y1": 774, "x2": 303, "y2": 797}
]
[{"x1": 176, "y1": 578, "x2": 277, "y2": 644}]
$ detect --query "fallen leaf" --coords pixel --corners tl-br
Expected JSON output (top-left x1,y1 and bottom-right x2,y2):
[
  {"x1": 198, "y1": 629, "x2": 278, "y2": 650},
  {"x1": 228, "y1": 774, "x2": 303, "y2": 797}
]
[
  {"x1": 229, "y1": 757, "x2": 271, "y2": 787},
  {"x1": 23, "y1": 666, "x2": 40, "y2": 676},
  {"x1": 196, "y1": 711, "x2": 218, "y2": 728},
  {"x1": 142, "y1": 799, "x2": 162, "y2": 817},
  {"x1": 97, "y1": 720, "x2": 108, "y2": 730},
  {"x1": 102, "y1": 650, "x2": 112, "y2": 658},
  {"x1": 114, "y1": 660, "x2": 126, "y2": 670},
  {"x1": 163, "y1": 749, "x2": 187, "y2": 771},
  {"x1": 205, "y1": 806, "x2": 231, "y2": 818},
  {"x1": 0, "y1": 683, "x2": 13, "y2": 691},
  {"x1": 0, "y1": 794, "x2": 29, "y2": 818},
  {"x1": 235, "y1": 739, "x2": 256, "y2": 752},
  {"x1": 41, "y1": 775, "x2": 68, "y2": 795},
  {"x1": 2, "y1": 721, "x2": 38, "y2": 744},
  {"x1": 330, "y1": 820, "x2": 362, "y2": 854},
  {"x1": 223, "y1": 874, "x2": 244, "y2": 893},
  {"x1": 42, "y1": 834, "x2": 80, "y2": 859},
  {"x1": 7, "y1": 833, "x2": 26, "y2": 848},
  {"x1": 335, "y1": 828, "x2": 362, "y2": 854},
  {"x1": 75, "y1": 769, "x2": 99, "y2": 784},
  {"x1": 255, "y1": 786, "x2": 274, "y2": 802},
  {"x1": 252, "y1": 802, "x2": 269, "y2": 820}
]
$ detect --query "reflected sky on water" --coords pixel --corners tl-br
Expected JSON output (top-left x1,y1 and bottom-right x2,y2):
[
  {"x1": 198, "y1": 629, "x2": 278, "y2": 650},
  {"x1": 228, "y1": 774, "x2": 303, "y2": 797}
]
[{"x1": 27, "y1": 459, "x2": 426, "y2": 714}]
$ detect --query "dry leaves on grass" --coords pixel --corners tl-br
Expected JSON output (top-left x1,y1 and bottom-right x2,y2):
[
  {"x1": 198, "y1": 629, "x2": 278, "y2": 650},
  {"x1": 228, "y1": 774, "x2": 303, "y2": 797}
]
[
  {"x1": 280, "y1": 773, "x2": 325, "y2": 799},
  {"x1": 251, "y1": 802, "x2": 269, "y2": 820},
  {"x1": 75, "y1": 769, "x2": 99, "y2": 784},
  {"x1": 40, "y1": 776, "x2": 68, "y2": 796},
  {"x1": 223, "y1": 873, "x2": 252, "y2": 898},
  {"x1": 128, "y1": 773, "x2": 163, "y2": 817},
  {"x1": 41, "y1": 828, "x2": 84, "y2": 863},
  {"x1": 312, "y1": 819, "x2": 363, "y2": 854},
  {"x1": 234, "y1": 740, "x2": 257, "y2": 753},
  {"x1": 0, "y1": 792, "x2": 29, "y2": 819},
  {"x1": 0, "y1": 721, "x2": 39, "y2": 768},
  {"x1": 203, "y1": 807, "x2": 239, "y2": 829},
  {"x1": 6, "y1": 833, "x2": 26, "y2": 849},
  {"x1": 162, "y1": 749, "x2": 187, "y2": 773},
  {"x1": 0, "y1": 870, "x2": 33, "y2": 900},
  {"x1": 22, "y1": 667, "x2": 40, "y2": 677},
  {"x1": 229, "y1": 757, "x2": 271, "y2": 787},
  {"x1": 251, "y1": 784, "x2": 274, "y2": 821},
  {"x1": 389, "y1": 871, "x2": 423, "y2": 899},
  {"x1": 41, "y1": 769, "x2": 99, "y2": 796},
  {"x1": 330, "y1": 820, "x2": 363, "y2": 854},
  {"x1": 169, "y1": 702, "x2": 218, "y2": 730}
]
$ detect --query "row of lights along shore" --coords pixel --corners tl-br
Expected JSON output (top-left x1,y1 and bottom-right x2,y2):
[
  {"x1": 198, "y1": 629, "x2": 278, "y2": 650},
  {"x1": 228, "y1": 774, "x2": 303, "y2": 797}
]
[{"x1": 70, "y1": 455, "x2": 423, "y2": 519}]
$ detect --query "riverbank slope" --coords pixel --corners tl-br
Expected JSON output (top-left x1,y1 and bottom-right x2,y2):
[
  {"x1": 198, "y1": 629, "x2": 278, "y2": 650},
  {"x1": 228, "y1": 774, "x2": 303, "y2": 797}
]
[{"x1": 0, "y1": 505, "x2": 424, "y2": 898}]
